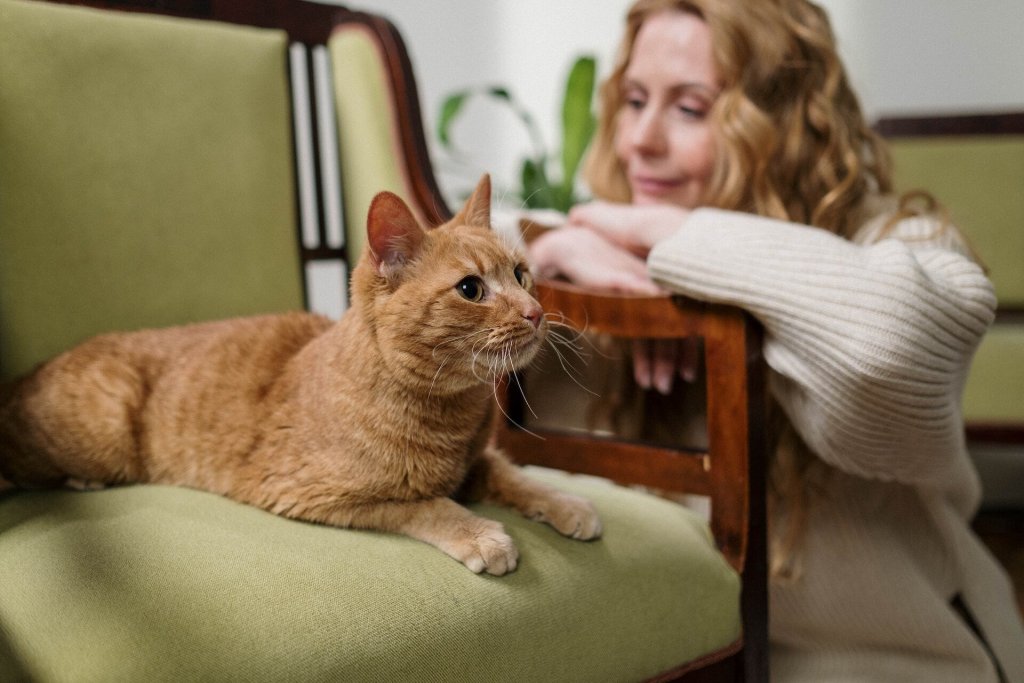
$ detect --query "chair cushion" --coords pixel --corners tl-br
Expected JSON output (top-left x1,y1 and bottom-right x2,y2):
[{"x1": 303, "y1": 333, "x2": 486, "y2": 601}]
[
  {"x1": 0, "y1": 467, "x2": 740, "y2": 682},
  {"x1": 0, "y1": 0, "x2": 304, "y2": 380}
]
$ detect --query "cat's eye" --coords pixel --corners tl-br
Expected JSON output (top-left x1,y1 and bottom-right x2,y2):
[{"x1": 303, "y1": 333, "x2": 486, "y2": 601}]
[
  {"x1": 513, "y1": 265, "x2": 532, "y2": 289},
  {"x1": 456, "y1": 276, "x2": 485, "y2": 302}
]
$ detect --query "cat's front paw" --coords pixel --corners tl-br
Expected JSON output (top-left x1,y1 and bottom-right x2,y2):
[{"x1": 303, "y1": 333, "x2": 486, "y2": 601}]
[
  {"x1": 65, "y1": 477, "x2": 107, "y2": 491},
  {"x1": 448, "y1": 518, "x2": 519, "y2": 576},
  {"x1": 530, "y1": 492, "x2": 603, "y2": 541}
]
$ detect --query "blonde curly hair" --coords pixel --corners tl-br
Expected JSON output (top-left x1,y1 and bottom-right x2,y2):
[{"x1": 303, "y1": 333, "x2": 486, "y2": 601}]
[{"x1": 586, "y1": 0, "x2": 892, "y2": 239}]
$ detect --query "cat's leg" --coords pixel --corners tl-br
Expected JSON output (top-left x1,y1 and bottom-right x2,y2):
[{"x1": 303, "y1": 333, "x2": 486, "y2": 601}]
[
  {"x1": 462, "y1": 446, "x2": 602, "y2": 540},
  {"x1": 295, "y1": 496, "x2": 519, "y2": 575}
]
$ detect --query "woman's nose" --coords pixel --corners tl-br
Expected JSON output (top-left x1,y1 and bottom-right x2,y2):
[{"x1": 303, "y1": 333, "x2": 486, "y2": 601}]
[{"x1": 631, "y1": 109, "x2": 666, "y2": 155}]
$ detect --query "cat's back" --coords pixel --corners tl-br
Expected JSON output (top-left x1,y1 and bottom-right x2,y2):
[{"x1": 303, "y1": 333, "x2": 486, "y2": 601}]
[
  {"x1": 37, "y1": 311, "x2": 331, "y2": 380},
  {"x1": 0, "y1": 312, "x2": 334, "y2": 488}
]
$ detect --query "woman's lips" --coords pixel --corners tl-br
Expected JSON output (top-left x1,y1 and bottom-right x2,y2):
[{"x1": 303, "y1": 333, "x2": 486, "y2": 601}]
[{"x1": 631, "y1": 175, "x2": 682, "y2": 197}]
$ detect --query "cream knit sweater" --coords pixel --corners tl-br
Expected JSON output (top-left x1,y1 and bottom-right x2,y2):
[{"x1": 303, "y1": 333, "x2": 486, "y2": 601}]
[{"x1": 647, "y1": 202, "x2": 1024, "y2": 682}]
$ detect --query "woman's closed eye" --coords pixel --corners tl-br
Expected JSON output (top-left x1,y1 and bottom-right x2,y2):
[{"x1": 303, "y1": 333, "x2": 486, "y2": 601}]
[
  {"x1": 674, "y1": 93, "x2": 711, "y2": 120},
  {"x1": 626, "y1": 96, "x2": 646, "y2": 111}
]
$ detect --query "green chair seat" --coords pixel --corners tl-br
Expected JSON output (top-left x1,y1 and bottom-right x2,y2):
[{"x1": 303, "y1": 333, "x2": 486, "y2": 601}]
[{"x1": 0, "y1": 468, "x2": 740, "y2": 682}]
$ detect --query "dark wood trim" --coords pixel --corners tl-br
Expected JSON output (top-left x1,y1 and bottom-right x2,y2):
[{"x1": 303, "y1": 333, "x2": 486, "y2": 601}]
[
  {"x1": 875, "y1": 112, "x2": 1024, "y2": 138},
  {"x1": 994, "y1": 308, "x2": 1024, "y2": 325},
  {"x1": 646, "y1": 639, "x2": 743, "y2": 682},
  {"x1": 967, "y1": 424, "x2": 1024, "y2": 445},
  {"x1": 301, "y1": 246, "x2": 347, "y2": 262},
  {"x1": 500, "y1": 427, "x2": 713, "y2": 495},
  {"x1": 43, "y1": 0, "x2": 350, "y2": 41},
  {"x1": 739, "y1": 315, "x2": 769, "y2": 683}
]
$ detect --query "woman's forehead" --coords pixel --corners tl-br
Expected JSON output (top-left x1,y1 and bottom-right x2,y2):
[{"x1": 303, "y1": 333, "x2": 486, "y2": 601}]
[{"x1": 627, "y1": 10, "x2": 718, "y2": 91}]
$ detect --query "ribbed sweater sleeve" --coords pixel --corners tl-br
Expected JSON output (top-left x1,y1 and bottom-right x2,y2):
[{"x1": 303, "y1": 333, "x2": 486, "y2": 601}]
[{"x1": 647, "y1": 208, "x2": 996, "y2": 490}]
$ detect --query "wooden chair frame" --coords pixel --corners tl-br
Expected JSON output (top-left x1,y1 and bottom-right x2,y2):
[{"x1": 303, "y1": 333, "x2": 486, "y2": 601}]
[{"x1": 497, "y1": 283, "x2": 768, "y2": 682}]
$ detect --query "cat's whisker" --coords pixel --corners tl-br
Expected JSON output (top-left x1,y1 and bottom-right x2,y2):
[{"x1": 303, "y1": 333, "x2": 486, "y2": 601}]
[
  {"x1": 508, "y1": 361, "x2": 540, "y2": 420},
  {"x1": 432, "y1": 328, "x2": 489, "y2": 359},
  {"x1": 542, "y1": 313, "x2": 614, "y2": 361},
  {"x1": 469, "y1": 337, "x2": 494, "y2": 385},
  {"x1": 545, "y1": 327, "x2": 590, "y2": 366},
  {"x1": 428, "y1": 353, "x2": 453, "y2": 398},
  {"x1": 490, "y1": 374, "x2": 546, "y2": 442},
  {"x1": 544, "y1": 335, "x2": 600, "y2": 398}
]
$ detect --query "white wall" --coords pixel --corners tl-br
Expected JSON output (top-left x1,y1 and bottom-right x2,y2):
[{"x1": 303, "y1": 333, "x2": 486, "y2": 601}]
[
  {"x1": 331, "y1": 1, "x2": 1024, "y2": 206},
  {"x1": 327, "y1": 0, "x2": 632, "y2": 206},
  {"x1": 817, "y1": 0, "x2": 1024, "y2": 119}
]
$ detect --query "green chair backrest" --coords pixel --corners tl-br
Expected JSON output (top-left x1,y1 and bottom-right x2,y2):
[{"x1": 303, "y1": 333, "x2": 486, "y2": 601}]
[
  {"x1": 880, "y1": 114, "x2": 1024, "y2": 431},
  {"x1": 329, "y1": 20, "x2": 450, "y2": 261},
  {"x1": 887, "y1": 135, "x2": 1024, "y2": 308},
  {"x1": 0, "y1": 0, "x2": 304, "y2": 380},
  {"x1": 330, "y1": 26, "x2": 410, "y2": 262}
]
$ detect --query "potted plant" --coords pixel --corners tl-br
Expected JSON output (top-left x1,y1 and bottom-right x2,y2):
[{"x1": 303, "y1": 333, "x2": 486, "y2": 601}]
[{"x1": 436, "y1": 55, "x2": 597, "y2": 214}]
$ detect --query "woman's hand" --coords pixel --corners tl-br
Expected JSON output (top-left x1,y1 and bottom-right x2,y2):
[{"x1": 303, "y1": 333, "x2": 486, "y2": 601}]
[
  {"x1": 568, "y1": 202, "x2": 690, "y2": 258},
  {"x1": 528, "y1": 201, "x2": 698, "y2": 394},
  {"x1": 527, "y1": 225, "x2": 663, "y2": 295}
]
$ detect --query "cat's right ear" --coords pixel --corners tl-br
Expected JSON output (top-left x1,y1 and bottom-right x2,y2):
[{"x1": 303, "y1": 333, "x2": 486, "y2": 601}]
[{"x1": 367, "y1": 191, "x2": 424, "y2": 283}]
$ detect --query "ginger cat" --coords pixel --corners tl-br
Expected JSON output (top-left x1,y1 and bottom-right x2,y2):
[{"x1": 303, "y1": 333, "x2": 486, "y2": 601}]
[{"x1": 0, "y1": 176, "x2": 601, "y2": 575}]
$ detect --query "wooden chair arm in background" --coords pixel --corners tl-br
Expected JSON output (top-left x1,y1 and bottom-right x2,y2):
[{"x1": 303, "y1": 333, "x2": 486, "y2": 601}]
[
  {"x1": 495, "y1": 279, "x2": 769, "y2": 680},
  {"x1": 498, "y1": 279, "x2": 766, "y2": 569}
]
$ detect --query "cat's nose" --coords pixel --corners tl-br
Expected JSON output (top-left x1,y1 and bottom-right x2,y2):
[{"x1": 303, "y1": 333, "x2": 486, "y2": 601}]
[{"x1": 523, "y1": 307, "x2": 543, "y2": 329}]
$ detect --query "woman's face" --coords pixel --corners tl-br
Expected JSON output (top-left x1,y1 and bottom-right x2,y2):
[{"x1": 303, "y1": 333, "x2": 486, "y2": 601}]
[{"x1": 614, "y1": 11, "x2": 719, "y2": 208}]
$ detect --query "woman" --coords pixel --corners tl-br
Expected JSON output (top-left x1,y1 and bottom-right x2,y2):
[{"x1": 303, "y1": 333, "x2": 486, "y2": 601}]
[{"x1": 528, "y1": 1, "x2": 1024, "y2": 680}]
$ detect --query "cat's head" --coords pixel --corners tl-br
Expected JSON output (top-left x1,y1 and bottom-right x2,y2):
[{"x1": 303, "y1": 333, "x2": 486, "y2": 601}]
[{"x1": 352, "y1": 175, "x2": 547, "y2": 394}]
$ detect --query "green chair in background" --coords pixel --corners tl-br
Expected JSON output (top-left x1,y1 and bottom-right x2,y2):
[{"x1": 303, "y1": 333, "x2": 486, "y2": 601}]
[{"x1": 877, "y1": 113, "x2": 1024, "y2": 444}]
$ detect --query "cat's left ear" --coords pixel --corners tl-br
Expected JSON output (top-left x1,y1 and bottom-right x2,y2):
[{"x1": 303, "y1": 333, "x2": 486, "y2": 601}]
[
  {"x1": 367, "y1": 191, "x2": 424, "y2": 282},
  {"x1": 452, "y1": 174, "x2": 491, "y2": 228}
]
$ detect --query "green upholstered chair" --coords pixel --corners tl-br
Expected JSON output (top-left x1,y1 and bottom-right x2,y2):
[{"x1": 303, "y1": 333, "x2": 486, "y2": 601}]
[
  {"x1": 876, "y1": 114, "x2": 1024, "y2": 445},
  {"x1": 0, "y1": 1, "x2": 767, "y2": 681}
]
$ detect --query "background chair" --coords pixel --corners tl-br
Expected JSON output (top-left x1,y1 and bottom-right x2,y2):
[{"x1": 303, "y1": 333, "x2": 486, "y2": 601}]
[
  {"x1": 876, "y1": 111, "x2": 1024, "y2": 616},
  {"x1": 876, "y1": 112, "x2": 1024, "y2": 444},
  {"x1": 0, "y1": 0, "x2": 768, "y2": 680}
]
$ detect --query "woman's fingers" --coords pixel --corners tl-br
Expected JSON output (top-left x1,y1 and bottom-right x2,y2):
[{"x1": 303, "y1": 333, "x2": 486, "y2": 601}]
[
  {"x1": 632, "y1": 338, "x2": 700, "y2": 394},
  {"x1": 678, "y1": 337, "x2": 699, "y2": 383},
  {"x1": 568, "y1": 202, "x2": 689, "y2": 257},
  {"x1": 631, "y1": 339, "x2": 653, "y2": 390},
  {"x1": 527, "y1": 227, "x2": 664, "y2": 295}
]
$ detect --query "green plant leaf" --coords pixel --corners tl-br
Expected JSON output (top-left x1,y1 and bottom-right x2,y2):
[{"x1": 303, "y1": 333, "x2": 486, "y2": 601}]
[
  {"x1": 521, "y1": 158, "x2": 555, "y2": 209},
  {"x1": 438, "y1": 91, "x2": 470, "y2": 148},
  {"x1": 560, "y1": 55, "x2": 597, "y2": 203}
]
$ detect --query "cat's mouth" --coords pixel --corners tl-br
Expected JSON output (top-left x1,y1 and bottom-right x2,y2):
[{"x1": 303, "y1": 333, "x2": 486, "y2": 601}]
[{"x1": 481, "y1": 325, "x2": 547, "y2": 374}]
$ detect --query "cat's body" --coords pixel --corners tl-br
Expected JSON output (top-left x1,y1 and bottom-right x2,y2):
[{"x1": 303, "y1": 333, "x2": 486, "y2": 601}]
[{"x1": 0, "y1": 177, "x2": 601, "y2": 574}]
